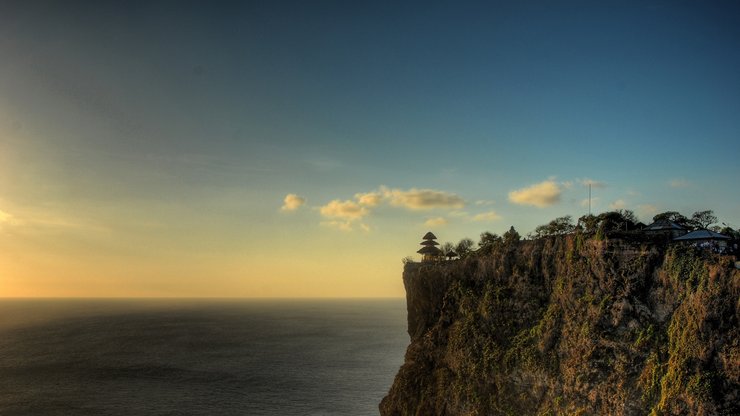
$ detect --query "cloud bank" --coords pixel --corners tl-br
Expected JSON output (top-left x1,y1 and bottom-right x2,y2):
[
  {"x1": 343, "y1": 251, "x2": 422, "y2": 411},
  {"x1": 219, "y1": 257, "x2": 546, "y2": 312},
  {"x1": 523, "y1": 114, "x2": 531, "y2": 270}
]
[
  {"x1": 381, "y1": 186, "x2": 464, "y2": 210},
  {"x1": 355, "y1": 191, "x2": 382, "y2": 207},
  {"x1": 319, "y1": 199, "x2": 368, "y2": 220},
  {"x1": 508, "y1": 180, "x2": 562, "y2": 208},
  {"x1": 314, "y1": 186, "x2": 466, "y2": 231}
]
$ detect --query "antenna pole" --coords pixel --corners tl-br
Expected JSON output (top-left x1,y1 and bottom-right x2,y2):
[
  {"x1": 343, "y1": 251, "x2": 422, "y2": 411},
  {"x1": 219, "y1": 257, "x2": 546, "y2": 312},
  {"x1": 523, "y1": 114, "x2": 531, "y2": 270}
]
[{"x1": 588, "y1": 183, "x2": 591, "y2": 216}]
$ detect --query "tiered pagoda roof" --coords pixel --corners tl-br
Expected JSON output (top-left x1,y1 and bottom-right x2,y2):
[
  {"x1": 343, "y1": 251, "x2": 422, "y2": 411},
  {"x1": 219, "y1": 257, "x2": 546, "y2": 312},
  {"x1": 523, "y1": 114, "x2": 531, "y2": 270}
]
[{"x1": 417, "y1": 231, "x2": 442, "y2": 261}]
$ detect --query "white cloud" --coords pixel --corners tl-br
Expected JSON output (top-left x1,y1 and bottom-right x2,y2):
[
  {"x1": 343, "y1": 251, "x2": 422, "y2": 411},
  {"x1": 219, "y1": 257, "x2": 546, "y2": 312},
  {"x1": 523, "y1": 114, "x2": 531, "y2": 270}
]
[
  {"x1": 354, "y1": 191, "x2": 382, "y2": 206},
  {"x1": 508, "y1": 180, "x2": 562, "y2": 208},
  {"x1": 317, "y1": 185, "x2": 464, "y2": 232},
  {"x1": 424, "y1": 217, "x2": 449, "y2": 227},
  {"x1": 609, "y1": 199, "x2": 627, "y2": 210},
  {"x1": 381, "y1": 186, "x2": 465, "y2": 210},
  {"x1": 319, "y1": 199, "x2": 368, "y2": 220},
  {"x1": 475, "y1": 200, "x2": 495, "y2": 206},
  {"x1": 669, "y1": 179, "x2": 690, "y2": 188},
  {"x1": 471, "y1": 210, "x2": 502, "y2": 222},
  {"x1": 281, "y1": 194, "x2": 306, "y2": 212}
]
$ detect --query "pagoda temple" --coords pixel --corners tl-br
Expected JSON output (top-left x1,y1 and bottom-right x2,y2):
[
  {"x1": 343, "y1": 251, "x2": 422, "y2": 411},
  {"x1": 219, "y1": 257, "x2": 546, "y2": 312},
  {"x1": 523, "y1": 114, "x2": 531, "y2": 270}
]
[{"x1": 417, "y1": 231, "x2": 443, "y2": 262}]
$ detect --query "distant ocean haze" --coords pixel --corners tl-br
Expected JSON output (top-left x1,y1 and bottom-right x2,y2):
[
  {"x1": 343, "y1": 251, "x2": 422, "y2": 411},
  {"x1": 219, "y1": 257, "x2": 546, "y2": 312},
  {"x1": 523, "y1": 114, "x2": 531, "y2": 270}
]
[{"x1": 0, "y1": 298, "x2": 408, "y2": 415}]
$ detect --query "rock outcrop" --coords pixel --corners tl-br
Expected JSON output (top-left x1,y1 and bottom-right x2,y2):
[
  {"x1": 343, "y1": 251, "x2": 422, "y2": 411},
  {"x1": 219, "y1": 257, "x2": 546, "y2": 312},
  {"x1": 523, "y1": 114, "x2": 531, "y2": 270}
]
[{"x1": 380, "y1": 236, "x2": 739, "y2": 415}]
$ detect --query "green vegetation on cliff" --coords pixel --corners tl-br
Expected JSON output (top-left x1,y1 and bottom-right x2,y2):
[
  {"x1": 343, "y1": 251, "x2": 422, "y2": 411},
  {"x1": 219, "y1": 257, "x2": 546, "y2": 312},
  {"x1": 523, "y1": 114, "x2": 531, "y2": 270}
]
[{"x1": 381, "y1": 235, "x2": 739, "y2": 416}]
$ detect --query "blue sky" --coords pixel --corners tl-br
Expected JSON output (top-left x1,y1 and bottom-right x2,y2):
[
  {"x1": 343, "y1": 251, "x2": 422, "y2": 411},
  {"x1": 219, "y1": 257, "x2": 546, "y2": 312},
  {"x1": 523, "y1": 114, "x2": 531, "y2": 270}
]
[{"x1": 1, "y1": 1, "x2": 738, "y2": 296}]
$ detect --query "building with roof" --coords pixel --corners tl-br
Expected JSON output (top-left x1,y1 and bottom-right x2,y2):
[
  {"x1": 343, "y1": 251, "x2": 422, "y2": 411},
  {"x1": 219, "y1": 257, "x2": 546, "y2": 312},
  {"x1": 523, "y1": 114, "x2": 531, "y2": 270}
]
[
  {"x1": 417, "y1": 232, "x2": 443, "y2": 262},
  {"x1": 643, "y1": 219, "x2": 688, "y2": 239},
  {"x1": 673, "y1": 229, "x2": 732, "y2": 252}
]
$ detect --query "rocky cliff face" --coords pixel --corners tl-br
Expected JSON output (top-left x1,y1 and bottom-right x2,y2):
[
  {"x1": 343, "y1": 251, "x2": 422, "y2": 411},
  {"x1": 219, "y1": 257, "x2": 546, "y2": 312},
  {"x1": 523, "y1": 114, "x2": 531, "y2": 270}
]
[{"x1": 380, "y1": 236, "x2": 739, "y2": 415}]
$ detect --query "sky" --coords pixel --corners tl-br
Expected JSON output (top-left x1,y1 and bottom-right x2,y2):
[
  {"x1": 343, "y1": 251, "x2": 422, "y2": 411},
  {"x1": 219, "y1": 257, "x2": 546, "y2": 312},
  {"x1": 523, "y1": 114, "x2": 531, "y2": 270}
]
[{"x1": 1, "y1": 1, "x2": 739, "y2": 297}]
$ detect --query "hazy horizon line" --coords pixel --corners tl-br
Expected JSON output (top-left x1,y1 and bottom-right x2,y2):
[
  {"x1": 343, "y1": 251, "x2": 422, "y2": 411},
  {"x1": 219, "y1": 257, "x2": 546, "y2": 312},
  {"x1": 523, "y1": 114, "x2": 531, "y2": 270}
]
[{"x1": 0, "y1": 296, "x2": 406, "y2": 300}]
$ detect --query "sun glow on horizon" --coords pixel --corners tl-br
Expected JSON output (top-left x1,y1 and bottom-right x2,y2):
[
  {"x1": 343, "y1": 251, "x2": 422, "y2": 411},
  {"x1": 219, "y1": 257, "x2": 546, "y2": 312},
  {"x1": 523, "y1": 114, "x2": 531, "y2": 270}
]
[{"x1": 1, "y1": 1, "x2": 739, "y2": 297}]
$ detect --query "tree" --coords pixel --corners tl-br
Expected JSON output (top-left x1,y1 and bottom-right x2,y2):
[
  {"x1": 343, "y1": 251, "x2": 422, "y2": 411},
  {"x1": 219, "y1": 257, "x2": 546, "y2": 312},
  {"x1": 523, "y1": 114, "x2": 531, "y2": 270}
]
[
  {"x1": 615, "y1": 209, "x2": 639, "y2": 225},
  {"x1": 719, "y1": 226, "x2": 740, "y2": 240},
  {"x1": 689, "y1": 210, "x2": 718, "y2": 229},
  {"x1": 455, "y1": 238, "x2": 475, "y2": 258},
  {"x1": 578, "y1": 214, "x2": 599, "y2": 234},
  {"x1": 578, "y1": 211, "x2": 638, "y2": 236},
  {"x1": 503, "y1": 226, "x2": 521, "y2": 245},
  {"x1": 478, "y1": 232, "x2": 501, "y2": 254},
  {"x1": 534, "y1": 216, "x2": 575, "y2": 238},
  {"x1": 552, "y1": 216, "x2": 575, "y2": 235},
  {"x1": 440, "y1": 241, "x2": 455, "y2": 256},
  {"x1": 598, "y1": 210, "x2": 637, "y2": 233},
  {"x1": 652, "y1": 211, "x2": 690, "y2": 228}
]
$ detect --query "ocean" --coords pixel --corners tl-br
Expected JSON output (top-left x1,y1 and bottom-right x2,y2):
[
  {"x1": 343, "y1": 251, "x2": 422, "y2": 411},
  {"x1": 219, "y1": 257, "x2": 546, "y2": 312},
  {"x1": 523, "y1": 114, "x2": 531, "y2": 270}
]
[{"x1": 0, "y1": 299, "x2": 408, "y2": 415}]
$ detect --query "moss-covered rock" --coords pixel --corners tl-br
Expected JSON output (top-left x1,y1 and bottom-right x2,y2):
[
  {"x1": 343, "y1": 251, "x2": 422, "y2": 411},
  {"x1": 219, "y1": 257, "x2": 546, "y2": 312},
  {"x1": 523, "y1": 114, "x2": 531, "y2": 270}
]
[{"x1": 380, "y1": 237, "x2": 739, "y2": 416}]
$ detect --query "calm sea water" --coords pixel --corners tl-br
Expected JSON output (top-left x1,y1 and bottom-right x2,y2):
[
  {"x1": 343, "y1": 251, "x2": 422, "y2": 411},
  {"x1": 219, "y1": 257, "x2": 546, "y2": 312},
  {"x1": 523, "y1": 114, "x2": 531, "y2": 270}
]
[{"x1": 0, "y1": 299, "x2": 408, "y2": 416}]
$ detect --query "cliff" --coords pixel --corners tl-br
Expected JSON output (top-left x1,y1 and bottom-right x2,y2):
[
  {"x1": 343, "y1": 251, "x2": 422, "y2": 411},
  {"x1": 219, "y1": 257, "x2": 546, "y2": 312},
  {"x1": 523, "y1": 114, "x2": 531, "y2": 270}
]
[{"x1": 380, "y1": 236, "x2": 739, "y2": 415}]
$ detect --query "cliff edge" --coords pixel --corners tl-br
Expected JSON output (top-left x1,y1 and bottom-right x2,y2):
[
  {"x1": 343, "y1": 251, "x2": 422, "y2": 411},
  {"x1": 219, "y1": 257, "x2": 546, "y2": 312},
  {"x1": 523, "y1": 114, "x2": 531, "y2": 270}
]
[{"x1": 380, "y1": 236, "x2": 739, "y2": 415}]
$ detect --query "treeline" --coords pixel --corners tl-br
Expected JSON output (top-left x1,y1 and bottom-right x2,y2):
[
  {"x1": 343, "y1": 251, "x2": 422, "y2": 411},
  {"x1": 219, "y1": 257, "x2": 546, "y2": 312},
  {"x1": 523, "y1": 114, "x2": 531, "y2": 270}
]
[{"x1": 439, "y1": 209, "x2": 738, "y2": 259}]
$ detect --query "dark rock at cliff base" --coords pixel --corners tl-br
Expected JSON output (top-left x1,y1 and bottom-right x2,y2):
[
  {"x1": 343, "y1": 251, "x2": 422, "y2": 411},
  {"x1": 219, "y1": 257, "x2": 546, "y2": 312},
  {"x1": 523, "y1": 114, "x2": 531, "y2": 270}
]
[{"x1": 380, "y1": 236, "x2": 739, "y2": 416}]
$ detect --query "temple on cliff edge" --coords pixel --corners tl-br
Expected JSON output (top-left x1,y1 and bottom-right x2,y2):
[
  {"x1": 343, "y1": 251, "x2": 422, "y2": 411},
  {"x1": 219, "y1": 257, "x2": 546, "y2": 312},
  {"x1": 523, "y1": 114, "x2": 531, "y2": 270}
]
[{"x1": 417, "y1": 231, "x2": 443, "y2": 262}]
